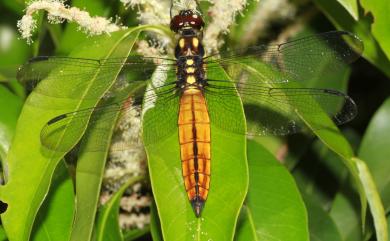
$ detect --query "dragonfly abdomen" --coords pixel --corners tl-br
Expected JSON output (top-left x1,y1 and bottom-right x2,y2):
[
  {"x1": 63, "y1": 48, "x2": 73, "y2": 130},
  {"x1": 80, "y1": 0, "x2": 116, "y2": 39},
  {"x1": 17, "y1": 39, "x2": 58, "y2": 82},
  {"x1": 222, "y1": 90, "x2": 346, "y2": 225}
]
[{"x1": 178, "y1": 89, "x2": 210, "y2": 217}]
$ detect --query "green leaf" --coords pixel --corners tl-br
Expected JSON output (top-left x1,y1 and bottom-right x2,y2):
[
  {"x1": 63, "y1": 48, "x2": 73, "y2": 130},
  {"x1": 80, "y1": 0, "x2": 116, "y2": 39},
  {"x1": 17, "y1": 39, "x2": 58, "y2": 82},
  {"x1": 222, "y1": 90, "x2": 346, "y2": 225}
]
[
  {"x1": 330, "y1": 188, "x2": 363, "y2": 241},
  {"x1": 122, "y1": 226, "x2": 150, "y2": 241},
  {"x1": 274, "y1": 27, "x2": 387, "y2": 241},
  {"x1": 293, "y1": 89, "x2": 370, "y2": 230},
  {"x1": 95, "y1": 176, "x2": 144, "y2": 241},
  {"x1": 292, "y1": 130, "x2": 361, "y2": 240},
  {"x1": 57, "y1": 0, "x2": 107, "y2": 54},
  {"x1": 0, "y1": 225, "x2": 7, "y2": 241},
  {"x1": 150, "y1": 201, "x2": 163, "y2": 241},
  {"x1": 354, "y1": 157, "x2": 388, "y2": 241},
  {"x1": 303, "y1": 194, "x2": 343, "y2": 241},
  {"x1": 360, "y1": 0, "x2": 390, "y2": 61},
  {"x1": 0, "y1": 85, "x2": 22, "y2": 160},
  {"x1": 330, "y1": 163, "x2": 387, "y2": 241},
  {"x1": 313, "y1": 0, "x2": 390, "y2": 77},
  {"x1": 30, "y1": 161, "x2": 75, "y2": 241},
  {"x1": 235, "y1": 140, "x2": 309, "y2": 241},
  {"x1": 359, "y1": 98, "x2": 390, "y2": 212},
  {"x1": 233, "y1": 53, "x2": 369, "y2": 229},
  {"x1": 143, "y1": 63, "x2": 248, "y2": 240},
  {"x1": 336, "y1": 0, "x2": 359, "y2": 20},
  {"x1": 387, "y1": 215, "x2": 390, "y2": 241},
  {"x1": 353, "y1": 98, "x2": 390, "y2": 241},
  {"x1": 0, "y1": 28, "x2": 141, "y2": 241},
  {"x1": 292, "y1": 129, "x2": 361, "y2": 210},
  {"x1": 293, "y1": 140, "x2": 347, "y2": 209},
  {"x1": 69, "y1": 87, "x2": 135, "y2": 241}
]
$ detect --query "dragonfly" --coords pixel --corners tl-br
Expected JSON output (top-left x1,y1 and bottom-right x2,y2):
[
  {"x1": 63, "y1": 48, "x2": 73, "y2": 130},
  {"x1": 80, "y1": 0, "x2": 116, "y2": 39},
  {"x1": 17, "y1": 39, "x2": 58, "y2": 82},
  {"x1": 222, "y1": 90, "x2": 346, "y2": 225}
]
[{"x1": 17, "y1": 8, "x2": 363, "y2": 217}]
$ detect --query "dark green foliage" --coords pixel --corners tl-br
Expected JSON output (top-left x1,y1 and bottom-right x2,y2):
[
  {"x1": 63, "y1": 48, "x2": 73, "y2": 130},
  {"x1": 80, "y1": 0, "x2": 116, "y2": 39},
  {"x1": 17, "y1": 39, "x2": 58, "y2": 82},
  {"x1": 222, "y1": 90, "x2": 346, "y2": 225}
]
[{"x1": 0, "y1": 0, "x2": 389, "y2": 241}]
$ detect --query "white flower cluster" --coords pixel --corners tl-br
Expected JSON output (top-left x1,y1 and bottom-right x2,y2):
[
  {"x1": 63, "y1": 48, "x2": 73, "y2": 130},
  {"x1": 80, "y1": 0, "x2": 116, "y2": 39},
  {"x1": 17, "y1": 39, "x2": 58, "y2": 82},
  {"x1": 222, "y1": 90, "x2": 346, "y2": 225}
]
[
  {"x1": 17, "y1": 0, "x2": 125, "y2": 43},
  {"x1": 203, "y1": 0, "x2": 248, "y2": 53},
  {"x1": 18, "y1": 0, "x2": 249, "y2": 52},
  {"x1": 124, "y1": 0, "x2": 248, "y2": 54},
  {"x1": 119, "y1": 213, "x2": 150, "y2": 229},
  {"x1": 100, "y1": 182, "x2": 151, "y2": 229},
  {"x1": 104, "y1": 105, "x2": 146, "y2": 191},
  {"x1": 121, "y1": 0, "x2": 171, "y2": 26}
]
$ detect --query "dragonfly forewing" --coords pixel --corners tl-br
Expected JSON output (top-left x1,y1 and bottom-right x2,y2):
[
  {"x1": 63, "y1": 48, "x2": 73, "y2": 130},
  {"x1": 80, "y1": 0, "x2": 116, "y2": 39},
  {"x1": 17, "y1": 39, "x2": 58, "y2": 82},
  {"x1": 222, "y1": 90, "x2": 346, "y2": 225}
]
[
  {"x1": 205, "y1": 57, "x2": 357, "y2": 136},
  {"x1": 17, "y1": 55, "x2": 177, "y2": 99},
  {"x1": 205, "y1": 31, "x2": 363, "y2": 84}
]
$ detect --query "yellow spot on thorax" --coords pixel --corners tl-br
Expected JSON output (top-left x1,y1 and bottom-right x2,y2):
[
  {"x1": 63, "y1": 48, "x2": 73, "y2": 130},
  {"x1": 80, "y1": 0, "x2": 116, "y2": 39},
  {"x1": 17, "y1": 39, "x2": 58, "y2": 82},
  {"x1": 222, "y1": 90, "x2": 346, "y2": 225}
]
[
  {"x1": 192, "y1": 37, "x2": 199, "y2": 48},
  {"x1": 186, "y1": 59, "x2": 194, "y2": 65},
  {"x1": 186, "y1": 67, "x2": 195, "y2": 73},
  {"x1": 186, "y1": 75, "x2": 196, "y2": 84},
  {"x1": 179, "y1": 38, "x2": 185, "y2": 48}
]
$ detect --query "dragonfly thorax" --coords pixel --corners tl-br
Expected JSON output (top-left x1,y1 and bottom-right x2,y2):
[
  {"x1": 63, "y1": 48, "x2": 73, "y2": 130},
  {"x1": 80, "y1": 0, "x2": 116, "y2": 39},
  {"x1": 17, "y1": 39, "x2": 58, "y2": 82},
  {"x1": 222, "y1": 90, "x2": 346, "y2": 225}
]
[
  {"x1": 174, "y1": 13, "x2": 206, "y2": 92},
  {"x1": 175, "y1": 35, "x2": 204, "y2": 58}
]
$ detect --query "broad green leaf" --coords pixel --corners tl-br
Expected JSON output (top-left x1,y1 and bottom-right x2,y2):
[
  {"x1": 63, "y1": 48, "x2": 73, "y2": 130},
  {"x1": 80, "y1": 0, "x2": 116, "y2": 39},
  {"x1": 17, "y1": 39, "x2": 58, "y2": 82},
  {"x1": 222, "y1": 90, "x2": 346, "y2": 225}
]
[
  {"x1": 235, "y1": 140, "x2": 309, "y2": 241},
  {"x1": 234, "y1": 206, "x2": 258, "y2": 241},
  {"x1": 234, "y1": 56, "x2": 368, "y2": 226},
  {"x1": 150, "y1": 201, "x2": 163, "y2": 241},
  {"x1": 330, "y1": 188, "x2": 363, "y2": 241},
  {"x1": 0, "y1": 28, "x2": 142, "y2": 241},
  {"x1": 123, "y1": 226, "x2": 150, "y2": 241},
  {"x1": 69, "y1": 87, "x2": 136, "y2": 241},
  {"x1": 336, "y1": 0, "x2": 359, "y2": 20},
  {"x1": 313, "y1": 0, "x2": 390, "y2": 77},
  {"x1": 308, "y1": 118, "x2": 372, "y2": 232},
  {"x1": 303, "y1": 193, "x2": 343, "y2": 241},
  {"x1": 288, "y1": 51, "x2": 388, "y2": 240},
  {"x1": 293, "y1": 139, "x2": 348, "y2": 209},
  {"x1": 293, "y1": 129, "x2": 360, "y2": 210},
  {"x1": 354, "y1": 157, "x2": 388, "y2": 241},
  {"x1": 143, "y1": 63, "x2": 248, "y2": 240},
  {"x1": 95, "y1": 176, "x2": 144, "y2": 241},
  {"x1": 388, "y1": 215, "x2": 390, "y2": 241},
  {"x1": 292, "y1": 85, "x2": 369, "y2": 230},
  {"x1": 359, "y1": 98, "x2": 390, "y2": 212},
  {"x1": 0, "y1": 85, "x2": 22, "y2": 161},
  {"x1": 30, "y1": 161, "x2": 74, "y2": 241},
  {"x1": 360, "y1": 0, "x2": 390, "y2": 61},
  {"x1": 0, "y1": 225, "x2": 6, "y2": 241}
]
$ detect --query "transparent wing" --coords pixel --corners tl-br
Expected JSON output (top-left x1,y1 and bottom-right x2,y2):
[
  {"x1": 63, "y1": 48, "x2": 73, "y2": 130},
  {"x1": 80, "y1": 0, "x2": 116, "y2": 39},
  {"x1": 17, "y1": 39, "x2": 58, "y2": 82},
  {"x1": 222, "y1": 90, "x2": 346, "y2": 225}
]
[
  {"x1": 204, "y1": 31, "x2": 363, "y2": 84},
  {"x1": 17, "y1": 55, "x2": 177, "y2": 98},
  {"x1": 206, "y1": 83, "x2": 356, "y2": 136},
  {"x1": 41, "y1": 69, "x2": 179, "y2": 152},
  {"x1": 204, "y1": 60, "x2": 357, "y2": 136}
]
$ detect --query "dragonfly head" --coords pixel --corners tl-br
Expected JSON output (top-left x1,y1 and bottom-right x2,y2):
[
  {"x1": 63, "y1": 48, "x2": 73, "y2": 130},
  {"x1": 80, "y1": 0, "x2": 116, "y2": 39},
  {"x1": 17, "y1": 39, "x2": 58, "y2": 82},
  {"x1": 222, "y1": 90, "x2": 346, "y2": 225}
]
[{"x1": 170, "y1": 9, "x2": 204, "y2": 33}]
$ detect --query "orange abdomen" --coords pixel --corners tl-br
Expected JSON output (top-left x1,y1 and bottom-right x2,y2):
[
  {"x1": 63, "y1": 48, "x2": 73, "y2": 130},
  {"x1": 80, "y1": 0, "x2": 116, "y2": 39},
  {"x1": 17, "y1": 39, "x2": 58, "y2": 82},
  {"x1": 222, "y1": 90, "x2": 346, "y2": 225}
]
[{"x1": 178, "y1": 89, "x2": 211, "y2": 216}]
